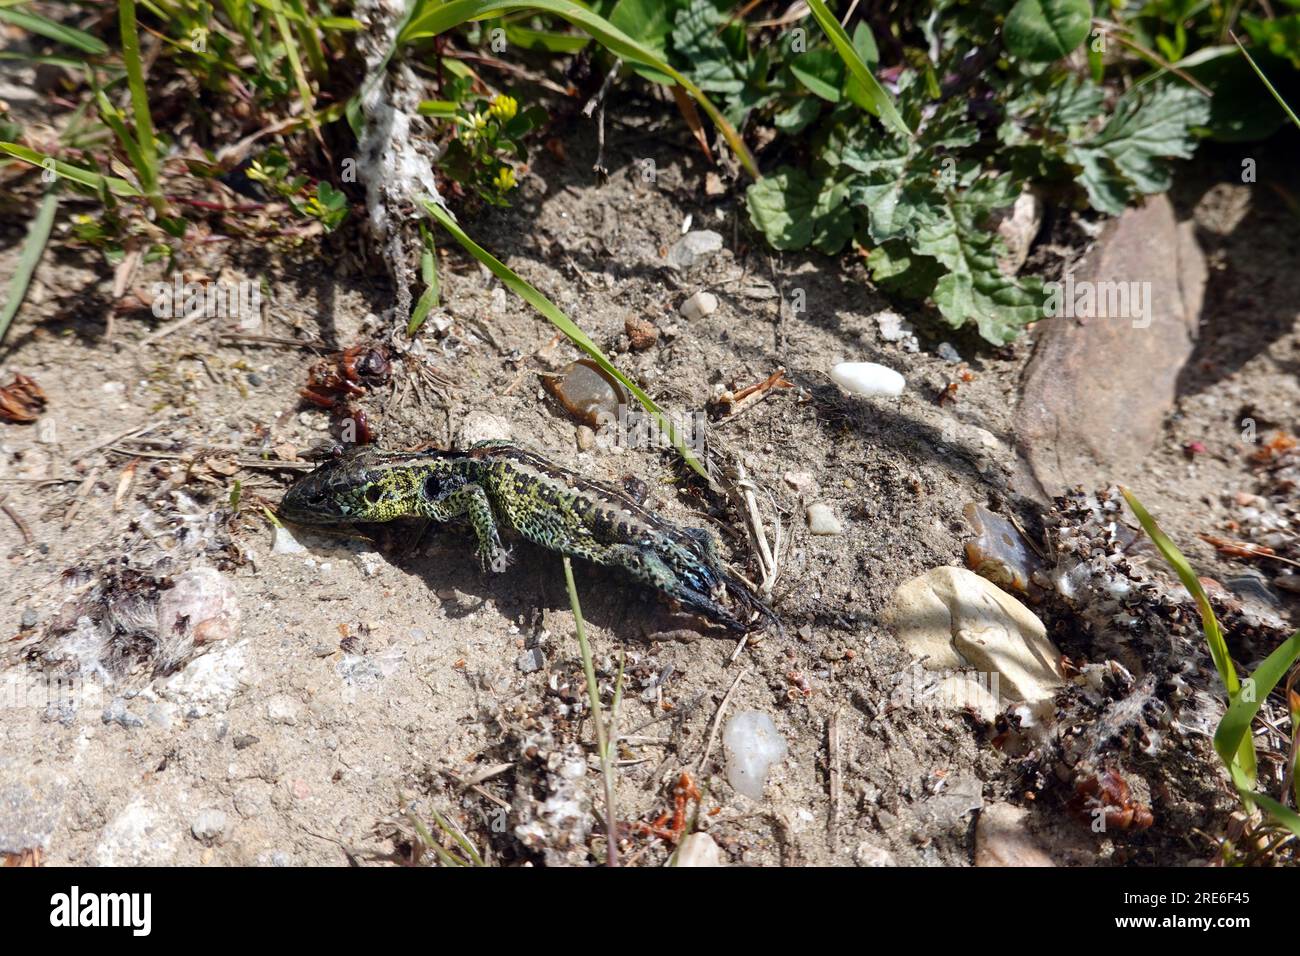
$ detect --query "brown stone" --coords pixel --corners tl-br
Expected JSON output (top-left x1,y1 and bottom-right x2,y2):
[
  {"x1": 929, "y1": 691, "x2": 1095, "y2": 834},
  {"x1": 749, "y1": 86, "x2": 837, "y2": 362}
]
[
  {"x1": 625, "y1": 315, "x2": 658, "y2": 351},
  {"x1": 1014, "y1": 194, "x2": 1205, "y2": 497}
]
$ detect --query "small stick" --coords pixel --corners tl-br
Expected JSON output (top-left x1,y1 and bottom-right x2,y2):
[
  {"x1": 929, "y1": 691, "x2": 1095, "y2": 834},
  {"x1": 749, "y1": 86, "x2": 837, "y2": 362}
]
[
  {"x1": 732, "y1": 458, "x2": 777, "y2": 594},
  {"x1": 71, "y1": 423, "x2": 155, "y2": 461},
  {"x1": 0, "y1": 494, "x2": 32, "y2": 544},
  {"x1": 696, "y1": 669, "x2": 747, "y2": 775},
  {"x1": 583, "y1": 58, "x2": 622, "y2": 180},
  {"x1": 63, "y1": 466, "x2": 102, "y2": 530},
  {"x1": 218, "y1": 332, "x2": 329, "y2": 350},
  {"x1": 828, "y1": 709, "x2": 842, "y2": 853}
]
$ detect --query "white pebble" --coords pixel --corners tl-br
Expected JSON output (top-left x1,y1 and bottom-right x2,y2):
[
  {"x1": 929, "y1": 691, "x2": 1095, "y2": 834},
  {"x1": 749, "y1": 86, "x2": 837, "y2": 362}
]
[
  {"x1": 272, "y1": 525, "x2": 307, "y2": 555},
  {"x1": 805, "y1": 502, "x2": 843, "y2": 536},
  {"x1": 723, "y1": 710, "x2": 787, "y2": 800},
  {"x1": 830, "y1": 361, "x2": 905, "y2": 398},
  {"x1": 680, "y1": 291, "x2": 718, "y2": 320}
]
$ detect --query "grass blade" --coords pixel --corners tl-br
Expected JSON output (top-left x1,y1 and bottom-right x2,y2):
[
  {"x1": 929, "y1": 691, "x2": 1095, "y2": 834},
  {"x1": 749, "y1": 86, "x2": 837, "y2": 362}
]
[
  {"x1": 267, "y1": 0, "x2": 320, "y2": 139},
  {"x1": 407, "y1": 224, "x2": 441, "y2": 336},
  {"x1": 562, "y1": 555, "x2": 619, "y2": 867},
  {"x1": 400, "y1": 0, "x2": 757, "y2": 178},
  {"x1": 1247, "y1": 791, "x2": 1300, "y2": 840},
  {"x1": 1214, "y1": 629, "x2": 1300, "y2": 794},
  {"x1": 118, "y1": 0, "x2": 157, "y2": 195},
  {"x1": 0, "y1": 6, "x2": 109, "y2": 55},
  {"x1": 0, "y1": 189, "x2": 58, "y2": 345},
  {"x1": 423, "y1": 199, "x2": 709, "y2": 482},
  {"x1": 1230, "y1": 31, "x2": 1300, "y2": 132},
  {"x1": 803, "y1": 0, "x2": 909, "y2": 137},
  {"x1": 1121, "y1": 487, "x2": 1255, "y2": 779},
  {"x1": 0, "y1": 142, "x2": 142, "y2": 195}
]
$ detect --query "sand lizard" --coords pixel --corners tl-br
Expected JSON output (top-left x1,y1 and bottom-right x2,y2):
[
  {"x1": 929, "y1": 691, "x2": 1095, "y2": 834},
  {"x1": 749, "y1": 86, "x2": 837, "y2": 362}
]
[{"x1": 278, "y1": 441, "x2": 778, "y2": 634}]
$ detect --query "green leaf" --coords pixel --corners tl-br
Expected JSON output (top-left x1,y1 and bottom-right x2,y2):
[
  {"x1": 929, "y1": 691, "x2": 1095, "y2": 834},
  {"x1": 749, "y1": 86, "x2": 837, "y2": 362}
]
[
  {"x1": 401, "y1": 0, "x2": 757, "y2": 177},
  {"x1": 0, "y1": 189, "x2": 58, "y2": 345},
  {"x1": 1242, "y1": 14, "x2": 1300, "y2": 69},
  {"x1": 423, "y1": 200, "x2": 710, "y2": 482},
  {"x1": 803, "y1": 0, "x2": 908, "y2": 136},
  {"x1": 318, "y1": 16, "x2": 364, "y2": 30},
  {"x1": 1120, "y1": 488, "x2": 1256, "y2": 781},
  {"x1": 1068, "y1": 83, "x2": 1210, "y2": 215},
  {"x1": 0, "y1": 142, "x2": 142, "y2": 195},
  {"x1": 611, "y1": 0, "x2": 681, "y2": 77},
  {"x1": 745, "y1": 167, "x2": 854, "y2": 254},
  {"x1": 1003, "y1": 0, "x2": 1091, "y2": 62},
  {"x1": 118, "y1": 0, "x2": 159, "y2": 197},
  {"x1": 671, "y1": 0, "x2": 747, "y2": 96},
  {"x1": 866, "y1": 241, "x2": 944, "y2": 300},
  {"x1": 773, "y1": 96, "x2": 822, "y2": 134},
  {"x1": 1214, "y1": 628, "x2": 1300, "y2": 795},
  {"x1": 0, "y1": 7, "x2": 109, "y2": 54},
  {"x1": 790, "y1": 48, "x2": 844, "y2": 102},
  {"x1": 503, "y1": 24, "x2": 591, "y2": 52},
  {"x1": 408, "y1": 223, "x2": 440, "y2": 336}
]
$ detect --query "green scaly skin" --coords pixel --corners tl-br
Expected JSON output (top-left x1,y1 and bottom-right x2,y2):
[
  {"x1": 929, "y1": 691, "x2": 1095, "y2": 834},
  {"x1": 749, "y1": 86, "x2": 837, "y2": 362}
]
[{"x1": 278, "y1": 441, "x2": 779, "y2": 634}]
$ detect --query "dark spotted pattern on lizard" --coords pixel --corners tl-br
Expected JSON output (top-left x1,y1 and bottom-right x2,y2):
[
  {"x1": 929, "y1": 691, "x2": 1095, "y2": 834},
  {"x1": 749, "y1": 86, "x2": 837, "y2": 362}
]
[{"x1": 278, "y1": 441, "x2": 778, "y2": 634}]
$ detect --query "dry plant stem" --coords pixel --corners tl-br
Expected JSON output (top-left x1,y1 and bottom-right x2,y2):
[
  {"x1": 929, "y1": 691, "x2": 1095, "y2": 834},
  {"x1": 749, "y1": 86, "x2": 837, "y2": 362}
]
[
  {"x1": 0, "y1": 493, "x2": 32, "y2": 544},
  {"x1": 584, "y1": 58, "x2": 622, "y2": 179},
  {"x1": 562, "y1": 555, "x2": 620, "y2": 867},
  {"x1": 63, "y1": 466, "x2": 101, "y2": 530},
  {"x1": 696, "y1": 668, "x2": 747, "y2": 775},
  {"x1": 731, "y1": 458, "x2": 777, "y2": 595},
  {"x1": 827, "y1": 709, "x2": 842, "y2": 852}
]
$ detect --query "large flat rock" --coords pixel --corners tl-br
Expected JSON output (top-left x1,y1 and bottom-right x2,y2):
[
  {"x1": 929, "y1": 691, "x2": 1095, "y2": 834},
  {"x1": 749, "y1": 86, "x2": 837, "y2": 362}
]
[{"x1": 1015, "y1": 194, "x2": 1205, "y2": 496}]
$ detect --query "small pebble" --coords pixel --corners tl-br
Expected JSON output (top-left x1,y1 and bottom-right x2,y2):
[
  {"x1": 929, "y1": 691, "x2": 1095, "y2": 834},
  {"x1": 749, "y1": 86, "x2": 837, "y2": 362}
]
[
  {"x1": 830, "y1": 361, "x2": 905, "y2": 398},
  {"x1": 190, "y1": 808, "x2": 229, "y2": 845},
  {"x1": 806, "y1": 502, "x2": 843, "y2": 536},
  {"x1": 101, "y1": 698, "x2": 144, "y2": 729},
  {"x1": 625, "y1": 315, "x2": 658, "y2": 350},
  {"x1": 667, "y1": 230, "x2": 723, "y2": 270},
  {"x1": 542, "y1": 360, "x2": 627, "y2": 428},
  {"x1": 680, "y1": 291, "x2": 718, "y2": 321},
  {"x1": 874, "y1": 310, "x2": 919, "y2": 352},
  {"x1": 458, "y1": 410, "x2": 512, "y2": 446},
  {"x1": 575, "y1": 425, "x2": 596, "y2": 451},
  {"x1": 722, "y1": 711, "x2": 788, "y2": 800},
  {"x1": 232, "y1": 734, "x2": 259, "y2": 750},
  {"x1": 517, "y1": 648, "x2": 545, "y2": 673},
  {"x1": 936, "y1": 342, "x2": 963, "y2": 364},
  {"x1": 675, "y1": 832, "x2": 725, "y2": 867},
  {"x1": 782, "y1": 471, "x2": 818, "y2": 496},
  {"x1": 273, "y1": 525, "x2": 307, "y2": 555},
  {"x1": 20, "y1": 608, "x2": 37, "y2": 629}
]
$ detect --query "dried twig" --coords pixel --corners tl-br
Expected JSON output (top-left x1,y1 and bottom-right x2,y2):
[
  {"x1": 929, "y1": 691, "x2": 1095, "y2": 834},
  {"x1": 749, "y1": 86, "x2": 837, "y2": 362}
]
[
  {"x1": 828, "y1": 709, "x2": 842, "y2": 853},
  {"x1": 696, "y1": 669, "x2": 747, "y2": 775},
  {"x1": 0, "y1": 493, "x2": 32, "y2": 544},
  {"x1": 63, "y1": 465, "x2": 102, "y2": 530}
]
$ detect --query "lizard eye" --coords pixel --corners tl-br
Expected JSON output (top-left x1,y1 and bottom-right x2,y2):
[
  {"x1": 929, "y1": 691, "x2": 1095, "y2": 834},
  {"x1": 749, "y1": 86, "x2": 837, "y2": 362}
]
[
  {"x1": 364, "y1": 486, "x2": 383, "y2": 505},
  {"x1": 422, "y1": 475, "x2": 439, "y2": 500}
]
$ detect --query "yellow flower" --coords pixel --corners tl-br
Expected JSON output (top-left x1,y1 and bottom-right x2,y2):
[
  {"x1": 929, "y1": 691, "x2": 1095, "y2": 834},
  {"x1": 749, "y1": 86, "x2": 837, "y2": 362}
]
[
  {"x1": 489, "y1": 95, "x2": 518, "y2": 122},
  {"x1": 493, "y1": 166, "x2": 517, "y2": 192}
]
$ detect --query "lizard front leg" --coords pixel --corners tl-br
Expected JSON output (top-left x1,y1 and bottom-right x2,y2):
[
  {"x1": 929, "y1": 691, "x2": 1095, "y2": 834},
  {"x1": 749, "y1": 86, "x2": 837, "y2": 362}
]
[{"x1": 421, "y1": 484, "x2": 511, "y2": 573}]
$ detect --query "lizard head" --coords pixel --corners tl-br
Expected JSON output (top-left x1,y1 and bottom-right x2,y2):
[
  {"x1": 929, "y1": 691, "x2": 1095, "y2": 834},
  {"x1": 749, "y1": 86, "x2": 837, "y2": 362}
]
[{"x1": 279, "y1": 446, "x2": 424, "y2": 525}]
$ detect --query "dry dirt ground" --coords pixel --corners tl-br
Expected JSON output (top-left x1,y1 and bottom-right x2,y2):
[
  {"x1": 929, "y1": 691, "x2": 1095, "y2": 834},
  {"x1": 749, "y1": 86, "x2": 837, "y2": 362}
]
[{"x1": 0, "y1": 118, "x2": 1296, "y2": 866}]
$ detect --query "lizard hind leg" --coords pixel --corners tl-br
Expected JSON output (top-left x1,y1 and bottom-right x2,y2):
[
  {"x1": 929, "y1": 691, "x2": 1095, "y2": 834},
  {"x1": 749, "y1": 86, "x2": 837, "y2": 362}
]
[{"x1": 421, "y1": 483, "x2": 512, "y2": 574}]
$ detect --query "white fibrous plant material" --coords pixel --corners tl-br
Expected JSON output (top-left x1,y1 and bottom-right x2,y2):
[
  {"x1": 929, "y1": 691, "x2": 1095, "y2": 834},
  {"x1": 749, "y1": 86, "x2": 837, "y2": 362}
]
[{"x1": 354, "y1": 0, "x2": 443, "y2": 325}]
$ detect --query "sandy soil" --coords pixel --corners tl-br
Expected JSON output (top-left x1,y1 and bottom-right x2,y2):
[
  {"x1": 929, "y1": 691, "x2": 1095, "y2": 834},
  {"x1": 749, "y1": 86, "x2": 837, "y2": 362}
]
[{"x1": 0, "y1": 116, "x2": 1296, "y2": 867}]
